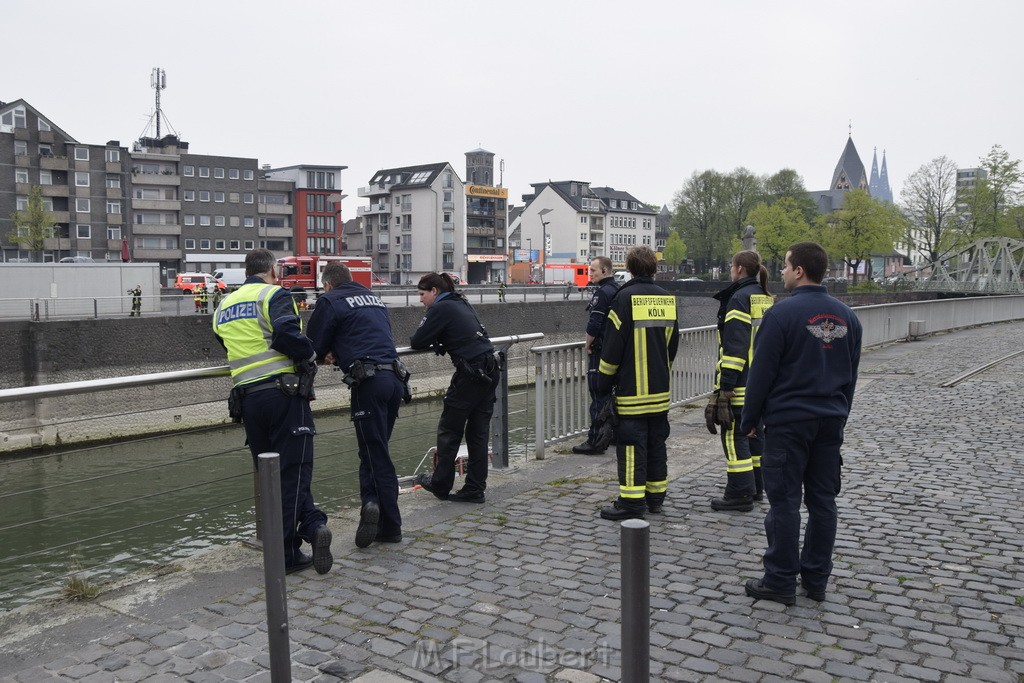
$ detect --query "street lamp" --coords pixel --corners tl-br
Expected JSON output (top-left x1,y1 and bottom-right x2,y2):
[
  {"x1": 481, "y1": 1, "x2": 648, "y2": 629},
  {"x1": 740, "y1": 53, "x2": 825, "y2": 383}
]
[
  {"x1": 526, "y1": 238, "x2": 533, "y2": 262},
  {"x1": 538, "y1": 208, "x2": 552, "y2": 265}
]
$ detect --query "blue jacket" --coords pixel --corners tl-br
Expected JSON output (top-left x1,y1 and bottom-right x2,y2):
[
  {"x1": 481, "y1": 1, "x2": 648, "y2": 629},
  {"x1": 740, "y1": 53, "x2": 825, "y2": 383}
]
[
  {"x1": 586, "y1": 276, "x2": 619, "y2": 345},
  {"x1": 306, "y1": 281, "x2": 397, "y2": 371},
  {"x1": 409, "y1": 292, "x2": 493, "y2": 363},
  {"x1": 740, "y1": 285, "x2": 862, "y2": 433}
]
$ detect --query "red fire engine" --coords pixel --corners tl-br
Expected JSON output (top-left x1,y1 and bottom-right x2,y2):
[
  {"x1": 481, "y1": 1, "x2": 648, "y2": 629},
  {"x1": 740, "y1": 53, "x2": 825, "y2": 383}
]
[{"x1": 275, "y1": 255, "x2": 374, "y2": 291}]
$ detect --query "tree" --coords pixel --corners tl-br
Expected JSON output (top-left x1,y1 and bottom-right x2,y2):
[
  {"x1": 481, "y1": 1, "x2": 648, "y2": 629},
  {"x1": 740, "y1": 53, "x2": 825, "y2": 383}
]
[
  {"x1": 671, "y1": 170, "x2": 730, "y2": 272},
  {"x1": 9, "y1": 185, "x2": 56, "y2": 262},
  {"x1": 746, "y1": 198, "x2": 813, "y2": 271},
  {"x1": 763, "y1": 168, "x2": 819, "y2": 222},
  {"x1": 721, "y1": 168, "x2": 764, "y2": 241},
  {"x1": 823, "y1": 190, "x2": 905, "y2": 284},
  {"x1": 958, "y1": 144, "x2": 1023, "y2": 238},
  {"x1": 663, "y1": 230, "x2": 688, "y2": 272},
  {"x1": 899, "y1": 156, "x2": 962, "y2": 270}
]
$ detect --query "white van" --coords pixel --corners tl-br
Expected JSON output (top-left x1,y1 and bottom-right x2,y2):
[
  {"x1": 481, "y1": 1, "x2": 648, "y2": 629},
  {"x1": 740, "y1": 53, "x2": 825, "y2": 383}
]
[
  {"x1": 613, "y1": 271, "x2": 632, "y2": 284},
  {"x1": 213, "y1": 268, "x2": 247, "y2": 288}
]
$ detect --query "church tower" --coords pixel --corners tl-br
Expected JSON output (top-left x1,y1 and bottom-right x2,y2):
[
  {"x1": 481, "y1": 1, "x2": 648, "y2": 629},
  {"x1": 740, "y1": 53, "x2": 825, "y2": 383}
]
[
  {"x1": 878, "y1": 150, "x2": 893, "y2": 203},
  {"x1": 830, "y1": 136, "x2": 869, "y2": 192}
]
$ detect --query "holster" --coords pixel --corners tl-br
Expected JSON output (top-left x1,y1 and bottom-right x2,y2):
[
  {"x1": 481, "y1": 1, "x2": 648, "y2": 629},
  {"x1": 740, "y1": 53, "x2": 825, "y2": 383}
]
[
  {"x1": 342, "y1": 359, "x2": 375, "y2": 389},
  {"x1": 227, "y1": 386, "x2": 244, "y2": 424},
  {"x1": 394, "y1": 359, "x2": 413, "y2": 404},
  {"x1": 295, "y1": 360, "x2": 317, "y2": 400},
  {"x1": 458, "y1": 352, "x2": 498, "y2": 384}
]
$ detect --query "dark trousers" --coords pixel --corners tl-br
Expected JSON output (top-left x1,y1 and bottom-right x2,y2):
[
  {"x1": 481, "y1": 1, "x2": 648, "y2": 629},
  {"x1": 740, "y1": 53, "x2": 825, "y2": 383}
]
[
  {"x1": 614, "y1": 413, "x2": 670, "y2": 511},
  {"x1": 749, "y1": 424, "x2": 764, "y2": 494},
  {"x1": 431, "y1": 366, "x2": 500, "y2": 494},
  {"x1": 243, "y1": 388, "x2": 326, "y2": 566},
  {"x1": 586, "y1": 352, "x2": 611, "y2": 445},
  {"x1": 351, "y1": 371, "x2": 403, "y2": 536},
  {"x1": 720, "y1": 416, "x2": 755, "y2": 498},
  {"x1": 760, "y1": 416, "x2": 845, "y2": 594}
]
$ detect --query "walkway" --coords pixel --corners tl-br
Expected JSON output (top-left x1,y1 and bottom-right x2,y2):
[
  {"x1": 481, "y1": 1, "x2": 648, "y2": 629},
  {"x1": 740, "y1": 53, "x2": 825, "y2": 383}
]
[{"x1": 1, "y1": 322, "x2": 1022, "y2": 682}]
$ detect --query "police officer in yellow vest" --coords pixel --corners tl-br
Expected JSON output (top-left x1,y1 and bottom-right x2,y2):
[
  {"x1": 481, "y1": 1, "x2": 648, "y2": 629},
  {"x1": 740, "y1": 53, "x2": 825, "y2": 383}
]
[{"x1": 212, "y1": 248, "x2": 333, "y2": 574}]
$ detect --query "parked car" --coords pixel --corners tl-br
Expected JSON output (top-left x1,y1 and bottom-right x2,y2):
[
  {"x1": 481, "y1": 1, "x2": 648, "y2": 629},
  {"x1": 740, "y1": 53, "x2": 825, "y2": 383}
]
[
  {"x1": 677, "y1": 277, "x2": 702, "y2": 282},
  {"x1": 174, "y1": 272, "x2": 227, "y2": 294},
  {"x1": 59, "y1": 256, "x2": 95, "y2": 263}
]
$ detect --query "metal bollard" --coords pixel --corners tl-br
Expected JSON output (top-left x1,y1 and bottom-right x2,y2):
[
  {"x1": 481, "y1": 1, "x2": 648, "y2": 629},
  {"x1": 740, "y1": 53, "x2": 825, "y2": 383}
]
[
  {"x1": 257, "y1": 453, "x2": 292, "y2": 682},
  {"x1": 620, "y1": 519, "x2": 650, "y2": 683},
  {"x1": 490, "y1": 344, "x2": 511, "y2": 469}
]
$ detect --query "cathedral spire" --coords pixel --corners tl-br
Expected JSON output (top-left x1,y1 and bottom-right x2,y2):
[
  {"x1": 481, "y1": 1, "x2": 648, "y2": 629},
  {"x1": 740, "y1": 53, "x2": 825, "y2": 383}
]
[
  {"x1": 878, "y1": 150, "x2": 893, "y2": 203},
  {"x1": 869, "y1": 147, "x2": 881, "y2": 198}
]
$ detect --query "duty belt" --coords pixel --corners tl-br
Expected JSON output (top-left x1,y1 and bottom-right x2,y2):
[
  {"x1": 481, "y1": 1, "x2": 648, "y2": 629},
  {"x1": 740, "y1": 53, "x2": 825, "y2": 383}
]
[{"x1": 238, "y1": 379, "x2": 279, "y2": 396}]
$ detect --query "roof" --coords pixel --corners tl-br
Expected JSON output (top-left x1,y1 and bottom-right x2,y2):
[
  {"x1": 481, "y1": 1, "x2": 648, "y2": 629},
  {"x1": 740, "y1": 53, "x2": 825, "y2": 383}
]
[
  {"x1": 590, "y1": 186, "x2": 656, "y2": 214},
  {"x1": 369, "y1": 162, "x2": 456, "y2": 189},
  {"x1": 830, "y1": 136, "x2": 868, "y2": 191},
  {"x1": 1, "y1": 98, "x2": 78, "y2": 144},
  {"x1": 465, "y1": 147, "x2": 494, "y2": 155}
]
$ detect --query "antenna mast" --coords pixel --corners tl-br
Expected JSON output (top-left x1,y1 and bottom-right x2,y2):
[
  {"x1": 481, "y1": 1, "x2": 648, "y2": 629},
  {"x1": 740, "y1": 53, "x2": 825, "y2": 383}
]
[{"x1": 151, "y1": 67, "x2": 167, "y2": 138}]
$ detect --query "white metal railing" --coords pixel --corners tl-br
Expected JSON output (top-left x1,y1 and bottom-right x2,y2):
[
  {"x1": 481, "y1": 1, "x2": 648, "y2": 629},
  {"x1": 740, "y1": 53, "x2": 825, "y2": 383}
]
[{"x1": 531, "y1": 295, "x2": 1024, "y2": 457}]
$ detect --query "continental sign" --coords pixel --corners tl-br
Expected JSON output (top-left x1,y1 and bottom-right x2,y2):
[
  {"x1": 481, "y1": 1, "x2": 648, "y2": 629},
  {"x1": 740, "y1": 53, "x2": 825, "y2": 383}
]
[{"x1": 466, "y1": 185, "x2": 509, "y2": 198}]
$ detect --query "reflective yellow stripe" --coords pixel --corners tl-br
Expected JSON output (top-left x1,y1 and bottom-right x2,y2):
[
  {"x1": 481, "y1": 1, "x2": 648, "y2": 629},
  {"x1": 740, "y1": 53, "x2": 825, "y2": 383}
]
[
  {"x1": 616, "y1": 392, "x2": 670, "y2": 404},
  {"x1": 599, "y1": 359, "x2": 619, "y2": 375},
  {"x1": 634, "y1": 327, "x2": 646, "y2": 396},
  {"x1": 620, "y1": 487, "x2": 646, "y2": 499},
  {"x1": 725, "y1": 310, "x2": 751, "y2": 324},
  {"x1": 608, "y1": 309, "x2": 622, "y2": 330},
  {"x1": 617, "y1": 400, "x2": 671, "y2": 415},
  {"x1": 727, "y1": 459, "x2": 754, "y2": 473},
  {"x1": 625, "y1": 445, "x2": 635, "y2": 488},
  {"x1": 646, "y1": 480, "x2": 667, "y2": 493}
]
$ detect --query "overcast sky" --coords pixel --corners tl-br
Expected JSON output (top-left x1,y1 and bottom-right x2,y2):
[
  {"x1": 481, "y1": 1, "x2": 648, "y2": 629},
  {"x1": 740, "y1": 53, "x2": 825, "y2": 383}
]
[{"x1": 6, "y1": 1, "x2": 1022, "y2": 212}]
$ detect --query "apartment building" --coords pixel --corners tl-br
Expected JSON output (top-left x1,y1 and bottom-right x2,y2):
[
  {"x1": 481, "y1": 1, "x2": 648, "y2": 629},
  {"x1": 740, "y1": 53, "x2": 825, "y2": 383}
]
[
  {"x1": 263, "y1": 164, "x2": 346, "y2": 257},
  {"x1": 590, "y1": 186, "x2": 655, "y2": 268},
  {"x1": 355, "y1": 162, "x2": 465, "y2": 284},
  {"x1": 464, "y1": 148, "x2": 508, "y2": 283},
  {"x1": 1, "y1": 99, "x2": 129, "y2": 263}
]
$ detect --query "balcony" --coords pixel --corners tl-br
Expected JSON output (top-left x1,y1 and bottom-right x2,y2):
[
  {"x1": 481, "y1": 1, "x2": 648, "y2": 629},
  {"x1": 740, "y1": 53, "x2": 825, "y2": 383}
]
[
  {"x1": 132, "y1": 223, "x2": 180, "y2": 236},
  {"x1": 590, "y1": 240, "x2": 604, "y2": 248},
  {"x1": 442, "y1": 201, "x2": 454, "y2": 210},
  {"x1": 106, "y1": 187, "x2": 123, "y2": 199},
  {"x1": 51, "y1": 211, "x2": 70, "y2": 223},
  {"x1": 131, "y1": 171, "x2": 179, "y2": 186},
  {"x1": 105, "y1": 161, "x2": 123, "y2": 173},
  {"x1": 15, "y1": 155, "x2": 30, "y2": 168},
  {"x1": 467, "y1": 226, "x2": 494, "y2": 236},
  {"x1": 263, "y1": 227, "x2": 292, "y2": 238},
  {"x1": 357, "y1": 203, "x2": 390, "y2": 216},
  {"x1": 442, "y1": 242, "x2": 455, "y2": 251},
  {"x1": 357, "y1": 182, "x2": 394, "y2": 198},
  {"x1": 40, "y1": 155, "x2": 69, "y2": 170},
  {"x1": 377, "y1": 243, "x2": 390, "y2": 252},
  {"x1": 107, "y1": 239, "x2": 124, "y2": 251},
  {"x1": 467, "y1": 206, "x2": 492, "y2": 217},
  {"x1": 131, "y1": 198, "x2": 181, "y2": 211},
  {"x1": 132, "y1": 248, "x2": 182, "y2": 260},
  {"x1": 40, "y1": 185, "x2": 70, "y2": 197},
  {"x1": 260, "y1": 203, "x2": 292, "y2": 215},
  {"x1": 42, "y1": 238, "x2": 72, "y2": 250}
]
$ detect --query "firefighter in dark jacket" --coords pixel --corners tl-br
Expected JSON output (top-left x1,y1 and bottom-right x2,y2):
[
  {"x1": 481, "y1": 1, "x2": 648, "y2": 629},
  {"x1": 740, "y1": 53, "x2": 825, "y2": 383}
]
[
  {"x1": 595, "y1": 247, "x2": 679, "y2": 520},
  {"x1": 740, "y1": 241, "x2": 862, "y2": 605},
  {"x1": 307, "y1": 261, "x2": 408, "y2": 548},
  {"x1": 211, "y1": 248, "x2": 332, "y2": 575},
  {"x1": 573, "y1": 256, "x2": 619, "y2": 454},
  {"x1": 411, "y1": 272, "x2": 499, "y2": 504},
  {"x1": 707, "y1": 250, "x2": 774, "y2": 512}
]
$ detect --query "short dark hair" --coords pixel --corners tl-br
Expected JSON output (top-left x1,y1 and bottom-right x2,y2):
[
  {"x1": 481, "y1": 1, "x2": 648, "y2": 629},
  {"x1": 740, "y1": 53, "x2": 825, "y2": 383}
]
[
  {"x1": 322, "y1": 261, "x2": 352, "y2": 288},
  {"x1": 787, "y1": 242, "x2": 828, "y2": 283},
  {"x1": 625, "y1": 246, "x2": 657, "y2": 278},
  {"x1": 245, "y1": 248, "x2": 276, "y2": 277},
  {"x1": 590, "y1": 256, "x2": 613, "y2": 274}
]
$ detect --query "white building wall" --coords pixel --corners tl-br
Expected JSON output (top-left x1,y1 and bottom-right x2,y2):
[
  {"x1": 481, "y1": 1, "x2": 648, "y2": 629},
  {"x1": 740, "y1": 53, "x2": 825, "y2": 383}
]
[{"x1": 518, "y1": 187, "x2": 578, "y2": 262}]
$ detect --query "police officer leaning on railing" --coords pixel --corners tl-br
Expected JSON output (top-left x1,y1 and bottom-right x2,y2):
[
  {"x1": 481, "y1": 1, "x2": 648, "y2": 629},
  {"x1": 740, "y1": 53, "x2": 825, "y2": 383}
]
[
  {"x1": 306, "y1": 261, "x2": 411, "y2": 549},
  {"x1": 573, "y1": 255, "x2": 618, "y2": 455},
  {"x1": 211, "y1": 248, "x2": 333, "y2": 575}
]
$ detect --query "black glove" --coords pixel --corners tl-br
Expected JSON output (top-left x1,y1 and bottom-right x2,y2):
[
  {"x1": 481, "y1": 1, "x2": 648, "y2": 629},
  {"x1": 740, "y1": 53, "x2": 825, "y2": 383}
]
[
  {"x1": 716, "y1": 390, "x2": 735, "y2": 428},
  {"x1": 432, "y1": 342, "x2": 446, "y2": 357},
  {"x1": 704, "y1": 393, "x2": 718, "y2": 434}
]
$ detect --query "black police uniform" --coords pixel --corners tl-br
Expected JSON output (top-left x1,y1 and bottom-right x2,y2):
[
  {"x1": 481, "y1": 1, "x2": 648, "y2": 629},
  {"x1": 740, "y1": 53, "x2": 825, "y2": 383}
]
[
  {"x1": 307, "y1": 281, "x2": 405, "y2": 541},
  {"x1": 580, "y1": 275, "x2": 618, "y2": 450},
  {"x1": 213, "y1": 276, "x2": 328, "y2": 570},
  {"x1": 410, "y1": 292, "x2": 499, "y2": 498}
]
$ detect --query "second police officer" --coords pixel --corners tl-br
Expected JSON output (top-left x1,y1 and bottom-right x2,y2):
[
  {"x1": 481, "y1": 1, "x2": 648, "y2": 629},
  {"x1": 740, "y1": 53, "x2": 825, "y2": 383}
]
[
  {"x1": 306, "y1": 262, "x2": 409, "y2": 548},
  {"x1": 411, "y1": 272, "x2": 500, "y2": 504},
  {"x1": 573, "y1": 256, "x2": 618, "y2": 455}
]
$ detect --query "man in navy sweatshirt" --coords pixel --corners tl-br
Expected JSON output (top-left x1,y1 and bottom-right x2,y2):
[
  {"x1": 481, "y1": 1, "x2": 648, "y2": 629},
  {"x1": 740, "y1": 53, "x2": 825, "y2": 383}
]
[{"x1": 740, "y1": 242, "x2": 862, "y2": 606}]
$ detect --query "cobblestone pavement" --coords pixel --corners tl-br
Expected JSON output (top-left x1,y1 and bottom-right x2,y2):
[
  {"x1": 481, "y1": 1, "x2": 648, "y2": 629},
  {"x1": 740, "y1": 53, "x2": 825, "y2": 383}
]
[{"x1": 2, "y1": 322, "x2": 1022, "y2": 682}]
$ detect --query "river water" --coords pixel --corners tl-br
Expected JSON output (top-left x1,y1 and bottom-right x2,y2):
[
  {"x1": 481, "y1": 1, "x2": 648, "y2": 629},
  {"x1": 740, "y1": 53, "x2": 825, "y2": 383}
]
[{"x1": 0, "y1": 387, "x2": 537, "y2": 610}]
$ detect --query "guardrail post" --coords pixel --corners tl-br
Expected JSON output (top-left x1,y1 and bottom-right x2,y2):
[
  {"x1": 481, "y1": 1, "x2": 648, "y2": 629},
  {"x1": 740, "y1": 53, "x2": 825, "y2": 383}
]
[
  {"x1": 534, "y1": 349, "x2": 545, "y2": 460},
  {"x1": 490, "y1": 344, "x2": 511, "y2": 469},
  {"x1": 257, "y1": 452, "x2": 292, "y2": 682},
  {"x1": 621, "y1": 519, "x2": 650, "y2": 683},
  {"x1": 94, "y1": 299, "x2": 99, "y2": 319},
  {"x1": 253, "y1": 465, "x2": 263, "y2": 542}
]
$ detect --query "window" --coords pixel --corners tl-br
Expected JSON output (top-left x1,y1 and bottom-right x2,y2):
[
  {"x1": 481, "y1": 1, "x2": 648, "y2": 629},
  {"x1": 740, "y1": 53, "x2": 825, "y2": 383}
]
[
  {"x1": 75, "y1": 147, "x2": 89, "y2": 161},
  {"x1": 214, "y1": 168, "x2": 225, "y2": 179},
  {"x1": 200, "y1": 239, "x2": 211, "y2": 250},
  {"x1": 107, "y1": 226, "x2": 121, "y2": 240},
  {"x1": 229, "y1": 240, "x2": 240, "y2": 250},
  {"x1": 106, "y1": 174, "x2": 120, "y2": 189},
  {"x1": 105, "y1": 149, "x2": 120, "y2": 163},
  {"x1": 580, "y1": 232, "x2": 586, "y2": 240},
  {"x1": 106, "y1": 201, "x2": 121, "y2": 214},
  {"x1": 37, "y1": 118, "x2": 51, "y2": 131},
  {"x1": 199, "y1": 191, "x2": 210, "y2": 202},
  {"x1": 16, "y1": 196, "x2": 28, "y2": 211},
  {"x1": 214, "y1": 191, "x2": 225, "y2": 203},
  {"x1": 443, "y1": 171, "x2": 453, "y2": 188},
  {"x1": 215, "y1": 240, "x2": 226, "y2": 250},
  {"x1": 244, "y1": 240, "x2": 254, "y2": 250},
  {"x1": 230, "y1": 216, "x2": 240, "y2": 227},
  {"x1": 229, "y1": 169, "x2": 239, "y2": 179},
  {"x1": 14, "y1": 140, "x2": 27, "y2": 156},
  {"x1": 183, "y1": 165, "x2": 195, "y2": 177},
  {"x1": 199, "y1": 167, "x2": 210, "y2": 178},
  {"x1": 1, "y1": 106, "x2": 27, "y2": 130},
  {"x1": 77, "y1": 224, "x2": 91, "y2": 239},
  {"x1": 76, "y1": 198, "x2": 91, "y2": 213},
  {"x1": 75, "y1": 172, "x2": 90, "y2": 187},
  {"x1": 185, "y1": 239, "x2": 196, "y2": 250},
  {"x1": 306, "y1": 171, "x2": 336, "y2": 189},
  {"x1": 243, "y1": 169, "x2": 254, "y2": 180},
  {"x1": 15, "y1": 169, "x2": 28, "y2": 184},
  {"x1": 200, "y1": 215, "x2": 211, "y2": 226},
  {"x1": 229, "y1": 192, "x2": 240, "y2": 203},
  {"x1": 443, "y1": 190, "x2": 453, "y2": 202},
  {"x1": 408, "y1": 170, "x2": 431, "y2": 184},
  {"x1": 215, "y1": 216, "x2": 226, "y2": 226},
  {"x1": 243, "y1": 217, "x2": 255, "y2": 228},
  {"x1": 184, "y1": 215, "x2": 196, "y2": 226},
  {"x1": 183, "y1": 190, "x2": 195, "y2": 201},
  {"x1": 243, "y1": 193, "x2": 254, "y2": 204}
]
